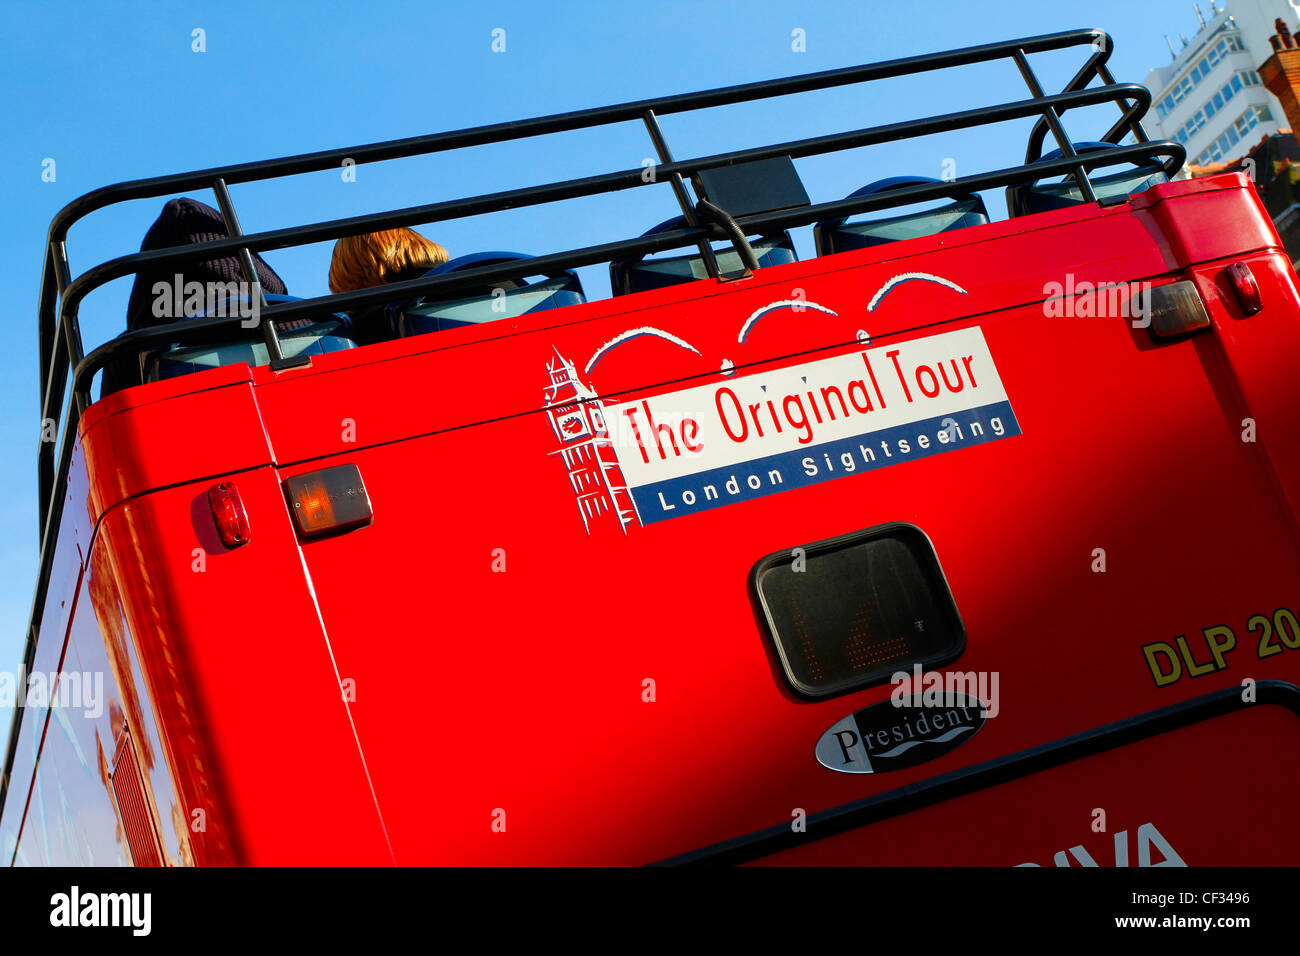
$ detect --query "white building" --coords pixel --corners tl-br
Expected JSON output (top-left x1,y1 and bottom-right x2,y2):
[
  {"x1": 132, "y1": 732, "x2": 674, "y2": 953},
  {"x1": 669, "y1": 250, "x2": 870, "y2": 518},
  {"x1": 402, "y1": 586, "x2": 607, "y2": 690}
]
[{"x1": 1143, "y1": 0, "x2": 1300, "y2": 167}]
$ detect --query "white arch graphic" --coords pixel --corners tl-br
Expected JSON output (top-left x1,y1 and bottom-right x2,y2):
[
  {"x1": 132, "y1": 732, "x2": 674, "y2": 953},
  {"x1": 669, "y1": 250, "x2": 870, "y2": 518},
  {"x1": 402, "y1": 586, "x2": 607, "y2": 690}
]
[
  {"x1": 867, "y1": 272, "x2": 968, "y2": 312},
  {"x1": 736, "y1": 299, "x2": 839, "y2": 344},
  {"x1": 584, "y1": 326, "x2": 702, "y2": 375}
]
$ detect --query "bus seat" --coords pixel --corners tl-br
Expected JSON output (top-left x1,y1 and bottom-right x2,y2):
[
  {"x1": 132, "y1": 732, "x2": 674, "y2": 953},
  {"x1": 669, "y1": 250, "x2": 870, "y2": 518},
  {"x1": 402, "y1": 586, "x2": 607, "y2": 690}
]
[
  {"x1": 142, "y1": 294, "x2": 356, "y2": 383},
  {"x1": 397, "y1": 252, "x2": 586, "y2": 336},
  {"x1": 1006, "y1": 142, "x2": 1167, "y2": 218},
  {"x1": 609, "y1": 217, "x2": 797, "y2": 296},
  {"x1": 813, "y1": 177, "x2": 989, "y2": 256}
]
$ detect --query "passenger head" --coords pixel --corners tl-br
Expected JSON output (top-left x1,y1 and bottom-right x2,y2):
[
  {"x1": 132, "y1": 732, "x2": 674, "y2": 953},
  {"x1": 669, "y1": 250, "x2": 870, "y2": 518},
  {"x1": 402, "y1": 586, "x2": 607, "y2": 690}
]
[
  {"x1": 125, "y1": 197, "x2": 288, "y2": 331},
  {"x1": 328, "y1": 228, "x2": 449, "y2": 293}
]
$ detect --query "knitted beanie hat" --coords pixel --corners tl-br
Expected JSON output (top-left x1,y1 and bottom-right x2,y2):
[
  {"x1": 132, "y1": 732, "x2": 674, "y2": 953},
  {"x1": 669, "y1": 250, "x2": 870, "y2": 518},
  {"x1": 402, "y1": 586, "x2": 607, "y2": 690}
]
[{"x1": 125, "y1": 197, "x2": 288, "y2": 330}]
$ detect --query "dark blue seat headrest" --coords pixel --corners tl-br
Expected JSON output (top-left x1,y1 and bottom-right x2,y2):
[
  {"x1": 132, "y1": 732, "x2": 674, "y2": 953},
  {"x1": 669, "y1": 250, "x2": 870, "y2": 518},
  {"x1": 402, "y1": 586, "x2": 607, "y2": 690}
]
[
  {"x1": 144, "y1": 313, "x2": 357, "y2": 383},
  {"x1": 1035, "y1": 141, "x2": 1122, "y2": 163},
  {"x1": 634, "y1": 215, "x2": 792, "y2": 240},
  {"x1": 814, "y1": 177, "x2": 990, "y2": 256},
  {"x1": 818, "y1": 176, "x2": 984, "y2": 222},
  {"x1": 419, "y1": 251, "x2": 581, "y2": 293},
  {"x1": 426, "y1": 251, "x2": 536, "y2": 276},
  {"x1": 397, "y1": 252, "x2": 586, "y2": 336},
  {"x1": 181, "y1": 292, "x2": 351, "y2": 329},
  {"x1": 1007, "y1": 142, "x2": 1168, "y2": 218},
  {"x1": 609, "y1": 217, "x2": 797, "y2": 296}
]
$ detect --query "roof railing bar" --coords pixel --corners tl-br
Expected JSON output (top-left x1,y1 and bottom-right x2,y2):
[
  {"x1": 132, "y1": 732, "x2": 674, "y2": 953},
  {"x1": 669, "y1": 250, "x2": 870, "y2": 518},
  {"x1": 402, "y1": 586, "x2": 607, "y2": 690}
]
[
  {"x1": 53, "y1": 149, "x2": 1189, "y2": 495},
  {"x1": 59, "y1": 141, "x2": 1182, "y2": 365},
  {"x1": 1025, "y1": 65, "x2": 1153, "y2": 162},
  {"x1": 37, "y1": 254, "x2": 56, "y2": 391},
  {"x1": 34, "y1": 46, "x2": 1146, "y2": 518},
  {"x1": 69, "y1": 226, "x2": 733, "y2": 406},
  {"x1": 211, "y1": 179, "x2": 267, "y2": 307},
  {"x1": 59, "y1": 301, "x2": 88, "y2": 419},
  {"x1": 1097, "y1": 62, "x2": 1151, "y2": 144},
  {"x1": 1098, "y1": 97, "x2": 1152, "y2": 148},
  {"x1": 36, "y1": 447, "x2": 52, "y2": 543},
  {"x1": 37, "y1": 242, "x2": 71, "y2": 389},
  {"x1": 211, "y1": 178, "x2": 305, "y2": 371},
  {"x1": 36, "y1": 255, "x2": 75, "y2": 536},
  {"x1": 39, "y1": 243, "x2": 76, "y2": 423},
  {"x1": 52, "y1": 140, "x2": 1183, "y2": 452},
  {"x1": 257, "y1": 142, "x2": 1174, "y2": 313},
  {"x1": 54, "y1": 82, "x2": 1150, "y2": 321},
  {"x1": 1023, "y1": 48, "x2": 1106, "y2": 161},
  {"x1": 36, "y1": 358, "x2": 64, "y2": 528},
  {"x1": 737, "y1": 142, "x2": 1183, "y2": 233},
  {"x1": 1012, "y1": 48, "x2": 1097, "y2": 204},
  {"x1": 642, "y1": 109, "x2": 722, "y2": 279},
  {"x1": 36, "y1": 252, "x2": 59, "y2": 443},
  {"x1": 34, "y1": 31, "x2": 1124, "y2": 440},
  {"x1": 1040, "y1": 91, "x2": 1155, "y2": 156},
  {"x1": 51, "y1": 241, "x2": 72, "y2": 296},
  {"x1": 36, "y1": 245, "x2": 71, "y2": 532},
  {"x1": 36, "y1": 420, "x2": 75, "y2": 586},
  {"x1": 40, "y1": 344, "x2": 69, "y2": 449},
  {"x1": 41, "y1": 29, "x2": 1115, "y2": 246}
]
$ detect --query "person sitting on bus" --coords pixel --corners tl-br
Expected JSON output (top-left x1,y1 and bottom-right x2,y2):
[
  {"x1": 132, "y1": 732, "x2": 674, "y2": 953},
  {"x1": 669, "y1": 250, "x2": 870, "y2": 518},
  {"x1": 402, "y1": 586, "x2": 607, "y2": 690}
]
[
  {"x1": 125, "y1": 197, "x2": 289, "y2": 331},
  {"x1": 328, "y1": 227, "x2": 449, "y2": 294},
  {"x1": 327, "y1": 227, "x2": 449, "y2": 344}
]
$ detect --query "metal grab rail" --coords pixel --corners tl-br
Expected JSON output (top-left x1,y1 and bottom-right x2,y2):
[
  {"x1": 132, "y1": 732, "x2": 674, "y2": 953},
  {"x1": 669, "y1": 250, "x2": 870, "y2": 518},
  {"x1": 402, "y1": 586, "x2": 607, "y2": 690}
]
[
  {"x1": 54, "y1": 83, "x2": 1158, "y2": 316},
  {"x1": 71, "y1": 143, "x2": 1180, "y2": 357},
  {"x1": 38, "y1": 81, "x2": 1166, "y2": 507},
  {"x1": 39, "y1": 27, "x2": 1131, "y2": 392},
  {"x1": 35, "y1": 29, "x2": 1166, "y2": 529},
  {"x1": 7, "y1": 28, "x2": 1183, "y2": 818}
]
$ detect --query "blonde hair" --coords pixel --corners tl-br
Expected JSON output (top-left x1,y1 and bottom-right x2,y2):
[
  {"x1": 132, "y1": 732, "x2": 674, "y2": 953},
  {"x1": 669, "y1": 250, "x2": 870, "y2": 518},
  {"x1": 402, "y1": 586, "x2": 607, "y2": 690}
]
[{"x1": 328, "y1": 228, "x2": 449, "y2": 293}]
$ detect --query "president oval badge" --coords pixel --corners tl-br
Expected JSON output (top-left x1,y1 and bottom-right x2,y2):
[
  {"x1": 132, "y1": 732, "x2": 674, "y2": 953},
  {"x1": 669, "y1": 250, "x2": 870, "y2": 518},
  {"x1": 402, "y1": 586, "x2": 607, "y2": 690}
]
[{"x1": 816, "y1": 692, "x2": 986, "y2": 774}]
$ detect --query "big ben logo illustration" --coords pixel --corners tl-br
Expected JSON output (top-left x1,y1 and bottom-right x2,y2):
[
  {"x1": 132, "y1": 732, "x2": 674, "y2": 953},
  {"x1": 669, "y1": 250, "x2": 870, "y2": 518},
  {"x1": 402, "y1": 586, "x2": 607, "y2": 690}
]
[{"x1": 543, "y1": 349, "x2": 638, "y2": 534}]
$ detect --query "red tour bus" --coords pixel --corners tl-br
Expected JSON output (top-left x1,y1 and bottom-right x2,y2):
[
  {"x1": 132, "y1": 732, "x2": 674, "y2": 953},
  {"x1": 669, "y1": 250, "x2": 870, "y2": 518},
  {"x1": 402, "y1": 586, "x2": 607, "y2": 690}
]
[{"x1": 2, "y1": 29, "x2": 1298, "y2": 866}]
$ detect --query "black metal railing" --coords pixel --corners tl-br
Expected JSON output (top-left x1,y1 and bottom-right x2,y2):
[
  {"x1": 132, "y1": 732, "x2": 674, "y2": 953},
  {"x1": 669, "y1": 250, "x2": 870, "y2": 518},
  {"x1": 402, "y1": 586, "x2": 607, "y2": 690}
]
[{"x1": 5, "y1": 28, "x2": 1182, "y2": 812}]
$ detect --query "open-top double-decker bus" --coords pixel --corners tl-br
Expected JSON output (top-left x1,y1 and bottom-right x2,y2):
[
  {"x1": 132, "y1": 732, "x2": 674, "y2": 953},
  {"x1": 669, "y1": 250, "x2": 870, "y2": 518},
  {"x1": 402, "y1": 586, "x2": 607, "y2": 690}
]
[{"x1": 2, "y1": 29, "x2": 1298, "y2": 866}]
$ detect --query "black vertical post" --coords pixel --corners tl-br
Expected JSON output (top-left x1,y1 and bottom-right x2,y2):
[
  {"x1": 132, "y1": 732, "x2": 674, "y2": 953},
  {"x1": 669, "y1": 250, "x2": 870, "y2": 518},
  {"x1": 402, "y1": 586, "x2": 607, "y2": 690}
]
[
  {"x1": 211, "y1": 178, "x2": 300, "y2": 368},
  {"x1": 642, "y1": 109, "x2": 722, "y2": 278},
  {"x1": 55, "y1": 240, "x2": 87, "y2": 417},
  {"x1": 1098, "y1": 63, "x2": 1150, "y2": 144},
  {"x1": 1013, "y1": 49, "x2": 1097, "y2": 203},
  {"x1": 37, "y1": 244, "x2": 72, "y2": 535}
]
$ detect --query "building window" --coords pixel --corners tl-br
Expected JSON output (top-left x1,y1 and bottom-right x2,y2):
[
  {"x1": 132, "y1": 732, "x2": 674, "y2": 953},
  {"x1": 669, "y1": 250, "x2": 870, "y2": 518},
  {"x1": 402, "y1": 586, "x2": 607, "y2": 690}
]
[
  {"x1": 1171, "y1": 72, "x2": 1264, "y2": 145},
  {"x1": 1156, "y1": 32, "x2": 1247, "y2": 119},
  {"x1": 1193, "y1": 105, "x2": 1274, "y2": 165}
]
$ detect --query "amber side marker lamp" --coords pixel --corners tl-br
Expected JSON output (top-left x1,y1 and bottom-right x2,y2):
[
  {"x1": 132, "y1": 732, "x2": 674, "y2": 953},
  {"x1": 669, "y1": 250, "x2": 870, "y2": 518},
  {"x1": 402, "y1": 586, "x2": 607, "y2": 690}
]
[
  {"x1": 283, "y1": 464, "x2": 373, "y2": 538},
  {"x1": 1146, "y1": 280, "x2": 1213, "y2": 341}
]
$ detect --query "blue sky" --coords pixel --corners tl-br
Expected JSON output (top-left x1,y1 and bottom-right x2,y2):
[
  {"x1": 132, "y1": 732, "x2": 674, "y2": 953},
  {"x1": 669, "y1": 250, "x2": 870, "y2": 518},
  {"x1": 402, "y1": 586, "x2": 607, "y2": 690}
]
[{"x1": 0, "y1": 0, "x2": 1211, "y2": 689}]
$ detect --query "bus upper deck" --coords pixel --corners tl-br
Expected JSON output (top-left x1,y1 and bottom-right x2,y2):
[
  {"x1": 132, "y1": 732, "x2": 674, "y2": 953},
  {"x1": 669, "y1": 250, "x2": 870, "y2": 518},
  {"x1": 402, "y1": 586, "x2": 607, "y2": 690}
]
[{"x1": 5, "y1": 28, "x2": 1300, "y2": 865}]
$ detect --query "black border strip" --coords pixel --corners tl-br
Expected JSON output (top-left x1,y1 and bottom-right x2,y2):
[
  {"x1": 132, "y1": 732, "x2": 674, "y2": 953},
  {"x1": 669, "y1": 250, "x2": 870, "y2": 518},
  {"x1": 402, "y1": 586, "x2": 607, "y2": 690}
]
[{"x1": 653, "y1": 680, "x2": 1300, "y2": 865}]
